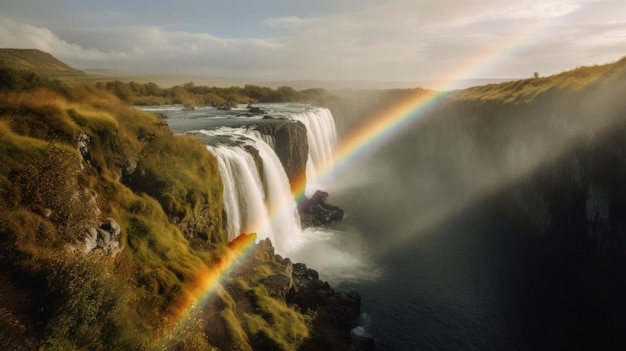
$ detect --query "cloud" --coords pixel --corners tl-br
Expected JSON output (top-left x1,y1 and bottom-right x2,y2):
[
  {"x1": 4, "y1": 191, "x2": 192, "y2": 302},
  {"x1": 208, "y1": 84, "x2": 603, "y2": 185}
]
[
  {"x1": 0, "y1": 0, "x2": 624, "y2": 81},
  {"x1": 259, "y1": 0, "x2": 626, "y2": 80},
  {"x1": 264, "y1": 16, "x2": 312, "y2": 28},
  {"x1": 0, "y1": 16, "x2": 287, "y2": 76},
  {"x1": 0, "y1": 16, "x2": 123, "y2": 61}
]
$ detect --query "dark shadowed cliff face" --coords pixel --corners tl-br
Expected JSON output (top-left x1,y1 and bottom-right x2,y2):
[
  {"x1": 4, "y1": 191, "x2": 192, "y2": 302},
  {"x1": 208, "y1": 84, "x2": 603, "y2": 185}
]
[
  {"x1": 496, "y1": 122, "x2": 626, "y2": 350},
  {"x1": 320, "y1": 57, "x2": 626, "y2": 350},
  {"x1": 253, "y1": 121, "x2": 309, "y2": 192}
]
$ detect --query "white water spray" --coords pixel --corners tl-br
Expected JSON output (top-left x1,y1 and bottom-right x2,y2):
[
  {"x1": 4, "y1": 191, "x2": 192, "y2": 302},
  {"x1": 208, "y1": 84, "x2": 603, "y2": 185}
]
[
  {"x1": 287, "y1": 108, "x2": 337, "y2": 192},
  {"x1": 202, "y1": 128, "x2": 302, "y2": 254}
]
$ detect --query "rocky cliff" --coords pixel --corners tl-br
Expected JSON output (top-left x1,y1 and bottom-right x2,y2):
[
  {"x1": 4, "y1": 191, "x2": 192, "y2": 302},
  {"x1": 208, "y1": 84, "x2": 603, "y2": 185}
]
[
  {"x1": 253, "y1": 120, "x2": 309, "y2": 193},
  {"x1": 496, "y1": 114, "x2": 626, "y2": 349}
]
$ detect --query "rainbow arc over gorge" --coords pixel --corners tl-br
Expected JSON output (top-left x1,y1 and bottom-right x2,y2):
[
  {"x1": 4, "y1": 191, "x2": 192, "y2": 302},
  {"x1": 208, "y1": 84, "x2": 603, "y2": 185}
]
[{"x1": 158, "y1": 22, "x2": 543, "y2": 343}]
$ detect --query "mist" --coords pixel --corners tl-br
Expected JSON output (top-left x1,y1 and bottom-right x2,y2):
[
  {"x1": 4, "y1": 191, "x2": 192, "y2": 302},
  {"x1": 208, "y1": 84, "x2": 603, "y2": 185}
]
[{"x1": 308, "y1": 69, "x2": 626, "y2": 349}]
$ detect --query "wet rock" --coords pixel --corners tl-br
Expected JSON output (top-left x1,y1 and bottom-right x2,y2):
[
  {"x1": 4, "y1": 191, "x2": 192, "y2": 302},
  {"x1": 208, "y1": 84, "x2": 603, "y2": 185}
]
[
  {"x1": 288, "y1": 262, "x2": 360, "y2": 336},
  {"x1": 253, "y1": 121, "x2": 308, "y2": 192},
  {"x1": 248, "y1": 106, "x2": 266, "y2": 114},
  {"x1": 299, "y1": 190, "x2": 344, "y2": 227}
]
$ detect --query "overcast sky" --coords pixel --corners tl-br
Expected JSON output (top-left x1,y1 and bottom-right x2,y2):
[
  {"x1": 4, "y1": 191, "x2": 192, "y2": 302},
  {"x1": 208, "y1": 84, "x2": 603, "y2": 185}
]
[{"x1": 1, "y1": 0, "x2": 625, "y2": 82}]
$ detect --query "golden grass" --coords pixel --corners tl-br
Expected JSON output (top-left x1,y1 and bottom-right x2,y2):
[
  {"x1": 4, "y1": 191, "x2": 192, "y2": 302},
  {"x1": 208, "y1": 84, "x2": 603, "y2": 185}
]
[
  {"x1": 449, "y1": 57, "x2": 626, "y2": 104},
  {"x1": 243, "y1": 285, "x2": 310, "y2": 351}
]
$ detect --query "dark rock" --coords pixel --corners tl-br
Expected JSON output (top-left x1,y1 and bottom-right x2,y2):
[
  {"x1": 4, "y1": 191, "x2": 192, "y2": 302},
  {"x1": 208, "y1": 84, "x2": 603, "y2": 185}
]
[
  {"x1": 263, "y1": 274, "x2": 292, "y2": 300},
  {"x1": 299, "y1": 190, "x2": 344, "y2": 227},
  {"x1": 351, "y1": 329, "x2": 376, "y2": 351},
  {"x1": 253, "y1": 121, "x2": 308, "y2": 193},
  {"x1": 248, "y1": 106, "x2": 266, "y2": 114},
  {"x1": 351, "y1": 327, "x2": 395, "y2": 351},
  {"x1": 217, "y1": 105, "x2": 231, "y2": 111},
  {"x1": 243, "y1": 145, "x2": 264, "y2": 182},
  {"x1": 262, "y1": 115, "x2": 273, "y2": 119},
  {"x1": 288, "y1": 262, "x2": 360, "y2": 336},
  {"x1": 241, "y1": 238, "x2": 361, "y2": 348}
]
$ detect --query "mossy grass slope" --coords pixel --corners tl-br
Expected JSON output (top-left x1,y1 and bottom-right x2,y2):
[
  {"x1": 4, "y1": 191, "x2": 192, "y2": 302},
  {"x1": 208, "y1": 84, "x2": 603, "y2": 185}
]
[{"x1": 0, "y1": 78, "x2": 314, "y2": 349}]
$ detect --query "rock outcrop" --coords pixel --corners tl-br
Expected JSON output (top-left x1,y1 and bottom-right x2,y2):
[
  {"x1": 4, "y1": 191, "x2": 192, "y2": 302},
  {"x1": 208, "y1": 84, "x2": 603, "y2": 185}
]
[
  {"x1": 299, "y1": 190, "x2": 344, "y2": 227},
  {"x1": 244, "y1": 238, "x2": 361, "y2": 347},
  {"x1": 253, "y1": 121, "x2": 309, "y2": 193},
  {"x1": 288, "y1": 262, "x2": 361, "y2": 336}
]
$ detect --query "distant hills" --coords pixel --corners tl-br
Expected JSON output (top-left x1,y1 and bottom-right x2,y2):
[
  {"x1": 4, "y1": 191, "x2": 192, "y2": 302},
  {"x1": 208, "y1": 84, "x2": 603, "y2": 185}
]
[
  {"x1": 0, "y1": 48, "x2": 524, "y2": 90},
  {"x1": 257, "y1": 78, "x2": 516, "y2": 91},
  {"x1": 0, "y1": 48, "x2": 85, "y2": 77}
]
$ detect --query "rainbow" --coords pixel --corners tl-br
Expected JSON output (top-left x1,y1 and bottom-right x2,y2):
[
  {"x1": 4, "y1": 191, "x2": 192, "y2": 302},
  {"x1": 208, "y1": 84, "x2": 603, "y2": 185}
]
[
  {"x1": 156, "y1": 19, "x2": 545, "y2": 344},
  {"x1": 289, "y1": 20, "x2": 546, "y2": 200},
  {"x1": 156, "y1": 233, "x2": 257, "y2": 348}
]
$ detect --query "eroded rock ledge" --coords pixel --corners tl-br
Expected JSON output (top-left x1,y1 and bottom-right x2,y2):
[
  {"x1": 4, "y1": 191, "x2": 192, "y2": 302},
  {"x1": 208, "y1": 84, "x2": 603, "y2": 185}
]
[
  {"x1": 232, "y1": 236, "x2": 361, "y2": 349},
  {"x1": 253, "y1": 121, "x2": 309, "y2": 193},
  {"x1": 299, "y1": 190, "x2": 344, "y2": 227}
]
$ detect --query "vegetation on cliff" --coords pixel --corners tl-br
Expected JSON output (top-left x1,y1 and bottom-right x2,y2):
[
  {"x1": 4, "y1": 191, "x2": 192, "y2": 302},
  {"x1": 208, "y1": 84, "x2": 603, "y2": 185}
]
[
  {"x1": 98, "y1": 80, "x2": 331, "y2": 108},
  {"x1": 0, "y1": 70, "x2": 348, "y2": 350},
  {"x1": 4, "y1": 46, "x2": 626, "y2": 350}
]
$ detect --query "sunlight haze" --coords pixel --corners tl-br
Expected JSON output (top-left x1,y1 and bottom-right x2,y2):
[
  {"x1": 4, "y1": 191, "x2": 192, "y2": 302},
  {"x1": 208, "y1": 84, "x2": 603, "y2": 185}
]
[{"x1": 1, "y1": 0, "x2": 625, "y2": 82}]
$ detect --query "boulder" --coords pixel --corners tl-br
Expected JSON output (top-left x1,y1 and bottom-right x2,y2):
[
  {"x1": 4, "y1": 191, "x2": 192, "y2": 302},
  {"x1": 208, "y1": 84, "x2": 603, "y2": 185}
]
[
  {"x1": 248, "y1": 106, "x2": 266, "y2": 114},
  {"x1": 75, "y1": 219, "x2": 122, "y2": 256},
  {"x1": 299, "y1": 190, "x2": 344, "y2": 227}
]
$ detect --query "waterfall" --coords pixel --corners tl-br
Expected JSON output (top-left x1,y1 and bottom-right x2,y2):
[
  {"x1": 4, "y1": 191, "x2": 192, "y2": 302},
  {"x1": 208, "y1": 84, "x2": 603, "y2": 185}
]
[
  {"x1": 202, "y1": 128, "x2": 302, "y2": 253},
  {"x1": 186, "y1": 106, "x2": 338, "y2": 253},
  {"x1": 286, "y1": 107, "x2": 337, "y2": 191}
]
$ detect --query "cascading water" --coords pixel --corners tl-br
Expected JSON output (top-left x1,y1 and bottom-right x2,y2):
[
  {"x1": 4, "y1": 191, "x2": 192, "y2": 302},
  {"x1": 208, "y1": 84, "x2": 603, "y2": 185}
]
[
  {"x1": 286, "y1": 108, "x2": 337, "y2": 192},
  {"x1": 200, "y1": 128, "x2": 302, "y2": 254},
  {"x1": 154, "y1": 103, "x2": 374, "y2": 283},
  {"x1": 208, "y1": 144, "x2": 269, "y2": 241}
]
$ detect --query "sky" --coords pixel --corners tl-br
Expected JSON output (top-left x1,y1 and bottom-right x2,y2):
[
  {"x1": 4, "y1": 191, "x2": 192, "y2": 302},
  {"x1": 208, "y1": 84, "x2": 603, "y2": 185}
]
[{"x1": 0, "y1": 0, "x2": 625, "y2": 82}]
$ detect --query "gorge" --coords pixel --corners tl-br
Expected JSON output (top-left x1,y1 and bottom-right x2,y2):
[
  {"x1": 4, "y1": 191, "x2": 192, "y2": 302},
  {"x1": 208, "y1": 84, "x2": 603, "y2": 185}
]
[{"x1": 2, "y1": 50, "x2": 626, "y2": 351}]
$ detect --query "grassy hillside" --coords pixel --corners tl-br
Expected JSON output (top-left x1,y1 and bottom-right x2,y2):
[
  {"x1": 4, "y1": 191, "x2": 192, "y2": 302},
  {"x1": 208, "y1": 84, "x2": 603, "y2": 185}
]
[
  {"x1": 0, "y1": 49, "x2": 85, "y2": 77},
  {"x1": 3, "y1": 48, "x2": 626, "y2": 350},
  {"x1": 0, "y1": 81, "x2": 326, "y2": 350},
  {"x1": 448, "y1": 56, "x2": 626, "y2": 104}
]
